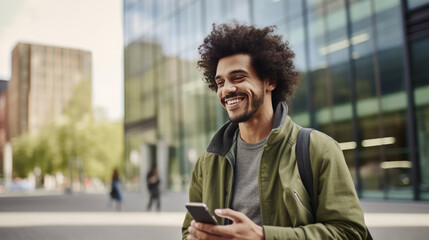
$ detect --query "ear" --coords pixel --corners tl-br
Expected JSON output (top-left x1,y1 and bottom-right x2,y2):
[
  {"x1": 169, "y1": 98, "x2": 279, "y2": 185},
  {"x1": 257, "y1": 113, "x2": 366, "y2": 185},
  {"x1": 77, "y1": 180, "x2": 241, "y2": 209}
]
[{"x1": 264, "y1": 78, "x2": 276, "y2": 91}]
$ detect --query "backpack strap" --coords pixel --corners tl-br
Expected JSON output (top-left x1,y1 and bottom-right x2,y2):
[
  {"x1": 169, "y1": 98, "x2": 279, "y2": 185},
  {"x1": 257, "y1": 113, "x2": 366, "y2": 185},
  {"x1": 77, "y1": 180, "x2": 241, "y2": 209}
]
[
  {"x1": 296, "y1": 128, "x2": 373, "y2": 240},
  {"x1": 296, "y1": 128, "x2": 316, "y2": 216}
]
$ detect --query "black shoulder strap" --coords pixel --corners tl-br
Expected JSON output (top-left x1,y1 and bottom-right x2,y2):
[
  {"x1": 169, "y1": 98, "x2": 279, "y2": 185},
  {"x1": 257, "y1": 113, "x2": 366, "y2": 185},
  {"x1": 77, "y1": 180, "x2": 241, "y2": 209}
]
[
  {"x1": 296, "y1": 128, "x2": 373, "y2": 240},
  {"x1": 296, "y1": 128, "x2": 316, "y2": 216}
]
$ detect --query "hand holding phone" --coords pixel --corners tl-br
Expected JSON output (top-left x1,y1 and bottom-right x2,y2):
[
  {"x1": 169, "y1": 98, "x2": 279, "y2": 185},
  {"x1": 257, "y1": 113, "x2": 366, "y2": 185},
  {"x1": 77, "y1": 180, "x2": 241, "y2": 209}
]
[{"x1": 185, "y1": 202, "x2": 218, "y2": 225}]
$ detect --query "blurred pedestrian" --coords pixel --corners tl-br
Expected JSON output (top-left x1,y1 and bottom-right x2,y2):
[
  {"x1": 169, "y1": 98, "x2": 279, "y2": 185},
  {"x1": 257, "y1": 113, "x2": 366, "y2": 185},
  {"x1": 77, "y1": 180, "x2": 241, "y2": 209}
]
[
  {"x1": 109, "y1": 169, "x2": 122, "y2": 211},
  {"x1": 146, "y1": 166, "x2": 160, "y2": 211}
]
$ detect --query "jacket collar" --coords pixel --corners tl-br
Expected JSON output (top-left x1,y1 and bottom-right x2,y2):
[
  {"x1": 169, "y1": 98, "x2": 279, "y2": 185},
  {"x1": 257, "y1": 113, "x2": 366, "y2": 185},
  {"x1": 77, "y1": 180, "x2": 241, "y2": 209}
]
[{"x1": 206, "y1": 102, "x2": 289, "y2": 156}]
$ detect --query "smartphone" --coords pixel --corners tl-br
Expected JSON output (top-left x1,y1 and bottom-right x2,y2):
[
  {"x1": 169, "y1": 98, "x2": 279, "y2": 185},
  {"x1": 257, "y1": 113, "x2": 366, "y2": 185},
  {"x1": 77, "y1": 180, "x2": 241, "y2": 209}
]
[{"x1": 185, "y1": 202, "x2": 218, "y2": 225}]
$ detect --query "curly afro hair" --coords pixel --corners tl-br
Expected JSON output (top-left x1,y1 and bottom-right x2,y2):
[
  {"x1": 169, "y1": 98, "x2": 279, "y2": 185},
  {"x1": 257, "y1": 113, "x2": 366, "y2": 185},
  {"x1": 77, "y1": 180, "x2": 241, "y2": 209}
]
[{"x1": 198, "y1": 22, "x2": 301, "y2": 107}]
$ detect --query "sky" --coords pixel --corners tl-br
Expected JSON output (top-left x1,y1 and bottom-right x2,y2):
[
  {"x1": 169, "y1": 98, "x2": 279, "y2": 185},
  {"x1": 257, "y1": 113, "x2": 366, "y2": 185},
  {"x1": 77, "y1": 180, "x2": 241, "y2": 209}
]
[{"x1": 0, "y1": 0, "x2": 123, "y2": 120}]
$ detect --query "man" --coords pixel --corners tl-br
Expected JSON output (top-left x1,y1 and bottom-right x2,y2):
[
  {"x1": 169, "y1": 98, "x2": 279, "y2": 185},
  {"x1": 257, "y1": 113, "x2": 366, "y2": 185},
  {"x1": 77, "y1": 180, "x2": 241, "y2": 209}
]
[
  {"x1": 182, "y1": 22, "x2": 368, "y2": 240},
  {"x1": 146, "y1": 166, "x2": 161, "y2": 211}
]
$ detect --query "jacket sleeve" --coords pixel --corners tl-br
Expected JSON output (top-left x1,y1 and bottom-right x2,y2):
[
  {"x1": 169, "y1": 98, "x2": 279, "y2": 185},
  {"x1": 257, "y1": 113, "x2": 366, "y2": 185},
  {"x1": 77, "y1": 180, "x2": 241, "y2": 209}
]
[
  {"x1": 264, "y1": 137, "x2": 368, "y2": 240},
  {"x1": 182, "y1": 156, "x2": 204, "y2": 240}
]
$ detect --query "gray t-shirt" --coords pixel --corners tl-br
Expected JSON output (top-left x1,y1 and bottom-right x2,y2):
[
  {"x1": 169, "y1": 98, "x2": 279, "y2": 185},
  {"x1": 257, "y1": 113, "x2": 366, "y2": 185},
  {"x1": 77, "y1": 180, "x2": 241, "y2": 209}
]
[{"x1": 231, "y1": 135, "x2": 267, "y2": 226}]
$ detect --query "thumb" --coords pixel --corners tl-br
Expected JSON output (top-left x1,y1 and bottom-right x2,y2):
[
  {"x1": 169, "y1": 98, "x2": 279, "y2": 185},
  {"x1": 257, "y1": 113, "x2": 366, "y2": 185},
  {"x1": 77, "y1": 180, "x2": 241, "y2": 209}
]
[{"x1": 215, "y1": 208, "x2": 246, "y2": 223}]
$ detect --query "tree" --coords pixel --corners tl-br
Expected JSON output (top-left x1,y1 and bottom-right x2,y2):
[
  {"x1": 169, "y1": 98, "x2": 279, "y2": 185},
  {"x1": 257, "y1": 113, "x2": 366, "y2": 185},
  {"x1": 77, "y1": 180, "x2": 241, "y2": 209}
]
[
  {"x1": 11, "y1": 79, "x2": 123, "y2": 187},
  {"x1": 11, "y1": 134, "x2": 36, "y2": 178}
]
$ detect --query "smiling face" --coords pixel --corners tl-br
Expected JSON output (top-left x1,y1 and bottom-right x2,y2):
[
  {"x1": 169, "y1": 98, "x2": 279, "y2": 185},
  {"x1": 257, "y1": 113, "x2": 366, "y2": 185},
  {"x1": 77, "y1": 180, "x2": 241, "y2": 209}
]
[{"x1": 215, "y1": 54, "x2": 275, "y2": 123}]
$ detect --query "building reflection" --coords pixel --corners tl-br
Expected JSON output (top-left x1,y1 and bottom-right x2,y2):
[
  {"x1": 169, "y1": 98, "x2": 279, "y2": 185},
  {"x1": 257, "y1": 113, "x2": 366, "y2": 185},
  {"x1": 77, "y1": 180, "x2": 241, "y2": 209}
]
[{"x1": 123, "y1": 0, "x2": 429, "y2": 201}]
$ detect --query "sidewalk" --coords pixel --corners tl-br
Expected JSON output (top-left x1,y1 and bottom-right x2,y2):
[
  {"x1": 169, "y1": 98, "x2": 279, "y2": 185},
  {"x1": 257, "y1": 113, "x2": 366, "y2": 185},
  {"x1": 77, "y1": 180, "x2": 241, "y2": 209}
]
[
  {"x1": 1, "y1": 190, "x2": 429, "y2": 239},
  {"x1": 0, "y1": 190, "x2": 188, "y2": 212},
  {"x1": 0, "y1": 190, "x2": 185, "y2": 240}
]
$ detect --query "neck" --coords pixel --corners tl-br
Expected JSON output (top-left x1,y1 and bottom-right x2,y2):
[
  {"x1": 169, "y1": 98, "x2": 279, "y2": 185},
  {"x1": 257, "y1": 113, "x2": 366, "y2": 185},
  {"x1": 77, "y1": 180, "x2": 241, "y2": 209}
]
[{"x1": 238, "y1": 104, "x2": 274, "y2": 143}]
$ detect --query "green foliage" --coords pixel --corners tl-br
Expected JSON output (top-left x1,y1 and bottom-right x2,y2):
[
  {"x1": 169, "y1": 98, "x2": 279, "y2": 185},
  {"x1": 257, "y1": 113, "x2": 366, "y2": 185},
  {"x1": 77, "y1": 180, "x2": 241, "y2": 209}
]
[
  {"x1": 66, "y1": 119, "x2": 123, "y2": 182},
  {"x1": 11, "y1": 134, "x2": 36, "y2": 178},
  {"x1": 63, "y1": 79, "x2": 92, "y2": 122},
  {"x1": 11, "y1": 78, "x2": 123, "y2": 184}
]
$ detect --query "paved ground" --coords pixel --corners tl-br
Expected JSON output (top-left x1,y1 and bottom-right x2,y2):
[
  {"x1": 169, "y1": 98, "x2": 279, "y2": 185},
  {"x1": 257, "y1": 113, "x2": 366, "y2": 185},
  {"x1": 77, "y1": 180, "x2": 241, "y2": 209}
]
[
  {"x1": 361, "y1": 200, "x2": 429, "y2": 239},
  {"x1": 0, "y1": 190, "x2": 188, "y2": 212},
  {"x1": 1, "y1": 190, "x2": 429, "y2": 239},
  {"x1": 0, "y1": 226, "x2": 181, "y2": 240},
  {"x1": 0, "y1": 190, "x2": 186, "y2": 239}
]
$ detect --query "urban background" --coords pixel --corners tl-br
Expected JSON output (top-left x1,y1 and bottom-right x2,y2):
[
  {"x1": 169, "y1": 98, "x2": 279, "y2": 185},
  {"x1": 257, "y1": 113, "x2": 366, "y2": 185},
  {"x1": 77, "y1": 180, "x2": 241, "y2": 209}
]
[
  {"x1": 124, "y1": 0, "x2": 429, "y2": 202},
  {"x1": 0, "y1": 0, "x2": 124, "y2": 193},
  {"x1": 1, "y1": 0, "x2": 429, "y2": 239}
]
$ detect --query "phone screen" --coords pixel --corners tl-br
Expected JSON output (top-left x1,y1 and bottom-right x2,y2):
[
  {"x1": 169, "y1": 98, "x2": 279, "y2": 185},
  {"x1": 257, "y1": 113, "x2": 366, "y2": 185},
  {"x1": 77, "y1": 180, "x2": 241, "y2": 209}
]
[{"x1": 185, "y1": 202, "x2": 218, "y2": 225}]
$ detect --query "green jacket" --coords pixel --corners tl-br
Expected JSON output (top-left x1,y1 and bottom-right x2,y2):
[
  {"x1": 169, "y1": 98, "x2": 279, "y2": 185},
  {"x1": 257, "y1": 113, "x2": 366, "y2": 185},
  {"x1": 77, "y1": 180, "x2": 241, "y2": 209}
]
[{"x1": 182, "y1": 102, "x2": 368, "y2": 239}]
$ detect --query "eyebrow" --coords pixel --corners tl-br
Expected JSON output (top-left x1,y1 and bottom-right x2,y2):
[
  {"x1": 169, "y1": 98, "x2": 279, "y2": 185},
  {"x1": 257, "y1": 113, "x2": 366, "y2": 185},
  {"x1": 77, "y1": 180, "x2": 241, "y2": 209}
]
[{"x1": 215, "y1": 69, "x2": 249, "y2": 80}]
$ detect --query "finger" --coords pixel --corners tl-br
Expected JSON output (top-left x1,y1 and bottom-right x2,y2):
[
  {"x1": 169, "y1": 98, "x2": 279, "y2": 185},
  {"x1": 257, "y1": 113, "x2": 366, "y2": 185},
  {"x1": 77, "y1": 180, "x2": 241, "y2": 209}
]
[
  {"x1": 191, "y1": 220, "x2": 214, "y2": 231},
  {"x1": 215, "y1": 208, "x2": 246, "y2": 223},
  {"x1": 186, "y1": 234, "x2": 196, "y2": 240},
  {"x1": 189, "y1": 224, "x2": 229, "y2": 240},
  {"x1": 191, "y1": 221, "x2": 218, "y2": 234},
  {"x1": 188, "y1": 225, "x2": 201, "y2": 239},
  {"x1": 192, "y1": 221, "x2": 235, "y2": 239}
]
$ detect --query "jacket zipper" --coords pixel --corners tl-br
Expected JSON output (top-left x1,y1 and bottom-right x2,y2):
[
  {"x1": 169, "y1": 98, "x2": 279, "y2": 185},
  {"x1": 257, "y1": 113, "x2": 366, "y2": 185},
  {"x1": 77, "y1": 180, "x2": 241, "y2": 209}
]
[
  {"x1": 258, "y1": 145, "x2": 267, "y2": 226},
  {"x1": 293, "y1": 190, "x2": 313, "y2": 216},
  {"x1": 225, "y1": 156, "x2": 235, "y2": 225}
]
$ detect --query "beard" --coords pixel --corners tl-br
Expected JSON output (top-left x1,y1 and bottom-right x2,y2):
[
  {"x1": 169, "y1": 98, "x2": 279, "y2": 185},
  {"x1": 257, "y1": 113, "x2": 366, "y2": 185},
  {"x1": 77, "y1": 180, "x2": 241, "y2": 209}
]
[{"x1": 223, "y1": 87, "x2": 265, "y2": 123}]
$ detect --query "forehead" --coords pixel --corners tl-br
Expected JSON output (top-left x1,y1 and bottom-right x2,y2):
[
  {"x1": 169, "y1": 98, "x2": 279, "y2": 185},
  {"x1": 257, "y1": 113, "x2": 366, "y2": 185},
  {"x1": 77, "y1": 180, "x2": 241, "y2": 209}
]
[{"x1": 216, "y1": 53, "x2": 253, "y2": 76}]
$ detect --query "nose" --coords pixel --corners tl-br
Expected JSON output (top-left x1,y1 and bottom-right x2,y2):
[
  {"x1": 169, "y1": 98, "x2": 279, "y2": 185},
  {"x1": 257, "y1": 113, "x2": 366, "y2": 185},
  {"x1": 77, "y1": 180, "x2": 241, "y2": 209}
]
[{"x1": 222, "y1": 81, "x2": 237, "y2": 96}]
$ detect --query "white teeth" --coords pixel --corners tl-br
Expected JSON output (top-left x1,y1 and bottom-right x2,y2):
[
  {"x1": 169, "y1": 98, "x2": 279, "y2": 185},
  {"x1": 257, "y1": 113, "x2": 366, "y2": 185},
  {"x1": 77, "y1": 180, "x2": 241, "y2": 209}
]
[{"x1": 227, "y1": 99, "x2": 242, "y2": 105}]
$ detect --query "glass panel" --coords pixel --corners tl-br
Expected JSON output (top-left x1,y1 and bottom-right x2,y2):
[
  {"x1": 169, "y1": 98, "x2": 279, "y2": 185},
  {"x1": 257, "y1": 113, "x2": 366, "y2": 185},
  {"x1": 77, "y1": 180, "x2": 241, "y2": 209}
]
[
  {"x1": 179, "y1": 1, "x2": 203, "y2": 53},
  {"x1": 407, "y1": 0, "x2": 429, "y2": 9},
  {"x1": 306, "y1": 0, "x2": 325, "y2": 9},
  {"x1": 141, "y1": 67, "x2": 156, "y2": 119},
  {"x1": 124, "y1": 2, "x2": 141, "y2": 46},
  {"x1": 203, "y1": 0, "x2": 250, "y2": 38},
  {"x1": 307, "y1": 7, "x2": 329, "y2": 117},
  {"x1": 226, "y1": 0, "x2": 251, "y2": 23},
  {"x1": 124, "y1": 133, "x2": 143, "y2": 190},
  {"x1": 376, "y1": 0, "x2": 411, "y2": 200},
  {"x1": 374, "y1": 0, "x2": 404, "y2": 95},
  {"x1": 253, "y1": 0, "x2": 288, "y2": 26},
  {"x1": 286, "y1": 0, "x2": 303, "y2": 17},
  {"x1": 154, "y1": 0, "x2": 175, "y2": 21},
  {"x1": 324, "y1": 0, "x2": 353, "y2": 157},
  {"x1": 203, "y1": 0, "x2": 228, "y2": 34},
  {"x1": 326, "y1": 0, "x2": 351, "y2": 106},
  {"x1": 179, "y1": 0, "x2": 195, "y2": 8},
  {"x1": 139, "y1": 0, "x2": 154, "y2": 35},
  {"x1": 359, "y1": 115, "x2": 384, "y2": 198},
  {"x1": 288, "y1": 14, "x2": 309, "y2": 117},
  {"x1": 349, "y1": 0, "x2": 381, "y2": 198},
  {"x1": 170, "y1": 14, "x2": 180, "y2": 57},
  {"x1": 336, "y1": 120, "x2": 357, "y2": 179},
  {"x1": 124, "y1": 40, "x2": 146, "y2": 123},
  {"x1": 411, "y1": 38, "x2": 429, "y2": 88},
  {"x1": 156, "y1": 62, "x2": 172, "y2": 140},
  {"x1": 382, "y1": 111, "x2": 411, "y2": 199},
  {"x1": 154, "y1": 20, "x2": 170, "y2": 63},
  {"x1": 411, "y1": 37, "x2": 429, "y2": 200},
  {"x1": 350, "y1": 0, "x2": 377, "y2": 101},
  {"x1": 350, "y1": 0, "x2": 411, "y2": 200},
  {"x1": 124, "y1": 130, "x2": 156, "y2": 190}
]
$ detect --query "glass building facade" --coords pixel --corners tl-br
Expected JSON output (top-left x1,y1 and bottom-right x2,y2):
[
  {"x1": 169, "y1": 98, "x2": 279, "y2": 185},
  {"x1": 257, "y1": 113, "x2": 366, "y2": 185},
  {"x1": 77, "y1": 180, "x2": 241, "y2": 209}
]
[{"x1": 123, "y1": 0, "x2": 429, "y2": 201}]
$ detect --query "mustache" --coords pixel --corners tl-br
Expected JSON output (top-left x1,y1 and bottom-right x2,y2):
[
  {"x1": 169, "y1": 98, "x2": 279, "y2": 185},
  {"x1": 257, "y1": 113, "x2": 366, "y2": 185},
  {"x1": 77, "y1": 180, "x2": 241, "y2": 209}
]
[{"x1": 221, "y1": 92, "x2": 247, "y2": 104}]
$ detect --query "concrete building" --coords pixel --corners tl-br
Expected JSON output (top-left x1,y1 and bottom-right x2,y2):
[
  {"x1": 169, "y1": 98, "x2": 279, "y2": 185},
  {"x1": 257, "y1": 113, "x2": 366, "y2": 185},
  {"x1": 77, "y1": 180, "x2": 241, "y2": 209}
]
[
  {"x1": 123, "y1": 0, "x2": 429, "y2": 201},
  {"x1": 0, "y1": 79, "x2": 8, "y2": 177},
  {"x1": 7, "y1": 43, "x2": 92, "y2": 139}
]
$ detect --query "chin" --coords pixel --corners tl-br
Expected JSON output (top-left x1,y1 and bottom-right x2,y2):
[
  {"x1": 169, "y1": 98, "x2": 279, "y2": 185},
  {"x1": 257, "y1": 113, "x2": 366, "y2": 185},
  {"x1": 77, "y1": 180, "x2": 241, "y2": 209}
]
[
  {"x1": 228, "y1": 113, "x2": 253, "y2": 123},
  {"x1": 227, "y1": 113, "x2": 239, "y2": 122}
]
